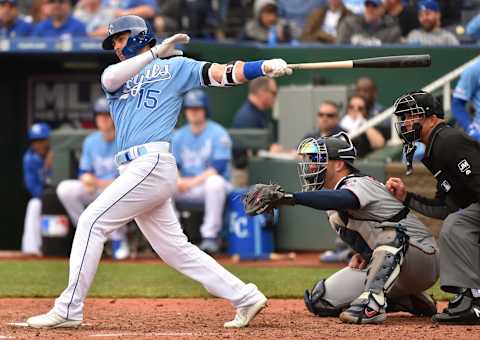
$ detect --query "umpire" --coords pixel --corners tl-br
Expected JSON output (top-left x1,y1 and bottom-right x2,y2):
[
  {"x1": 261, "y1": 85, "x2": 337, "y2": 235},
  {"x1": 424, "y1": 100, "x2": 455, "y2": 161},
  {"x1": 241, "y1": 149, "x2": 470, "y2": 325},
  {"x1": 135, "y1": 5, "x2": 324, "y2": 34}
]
[{"x1": 387, "y1": 90, "x2": 480, "y2": 325}]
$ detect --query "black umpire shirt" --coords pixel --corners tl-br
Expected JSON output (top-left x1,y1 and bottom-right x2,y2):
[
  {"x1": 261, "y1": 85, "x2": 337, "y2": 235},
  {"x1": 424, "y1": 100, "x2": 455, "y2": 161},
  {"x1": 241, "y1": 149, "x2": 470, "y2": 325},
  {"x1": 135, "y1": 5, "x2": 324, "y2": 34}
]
[{"x1": 405, "y1": 122, "x2": 480, "y2": 218}]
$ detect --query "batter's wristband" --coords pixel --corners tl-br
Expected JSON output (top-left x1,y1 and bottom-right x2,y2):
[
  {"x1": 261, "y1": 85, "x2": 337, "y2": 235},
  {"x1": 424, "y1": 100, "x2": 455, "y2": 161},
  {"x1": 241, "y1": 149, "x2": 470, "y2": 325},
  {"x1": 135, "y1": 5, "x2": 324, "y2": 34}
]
[{"x1": 244, "y1": 60, "x2": 265, "y2": 80}]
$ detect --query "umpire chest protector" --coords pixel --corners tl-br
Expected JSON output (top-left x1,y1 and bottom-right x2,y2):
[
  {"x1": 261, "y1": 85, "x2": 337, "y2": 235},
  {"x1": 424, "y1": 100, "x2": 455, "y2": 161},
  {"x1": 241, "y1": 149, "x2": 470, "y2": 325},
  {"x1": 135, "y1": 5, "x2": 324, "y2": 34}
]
[{"x1": 422, "y1": 123, "x2": 480, "y2": 210}]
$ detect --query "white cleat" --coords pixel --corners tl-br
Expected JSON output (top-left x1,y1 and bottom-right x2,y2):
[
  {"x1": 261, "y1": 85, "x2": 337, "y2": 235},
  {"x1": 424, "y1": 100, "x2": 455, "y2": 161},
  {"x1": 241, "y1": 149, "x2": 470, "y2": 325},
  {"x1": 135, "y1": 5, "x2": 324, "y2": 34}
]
[
  {"x1": 26, "y1": 311, "x2": 82, "y2": 329},
  {"x1": 224, "y1": 294, "x2": 268, "y2": 328}
]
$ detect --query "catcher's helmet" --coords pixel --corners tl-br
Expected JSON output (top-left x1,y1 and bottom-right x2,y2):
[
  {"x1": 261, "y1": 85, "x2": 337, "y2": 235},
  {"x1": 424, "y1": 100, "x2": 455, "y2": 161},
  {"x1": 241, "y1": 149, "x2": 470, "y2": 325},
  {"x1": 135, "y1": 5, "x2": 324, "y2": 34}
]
[
  {"x1": 28, "y1": 122, "x2": 50, "y2": 141},
  {"x1": 297, "y1": 132, "x2": 358, "y2": 191},
  {"x1": 393, "y1": 90, "x2": 443, "y2": 144},
  {"x1": 102, "y1": 15, "x2": 156, "y2": 59}
]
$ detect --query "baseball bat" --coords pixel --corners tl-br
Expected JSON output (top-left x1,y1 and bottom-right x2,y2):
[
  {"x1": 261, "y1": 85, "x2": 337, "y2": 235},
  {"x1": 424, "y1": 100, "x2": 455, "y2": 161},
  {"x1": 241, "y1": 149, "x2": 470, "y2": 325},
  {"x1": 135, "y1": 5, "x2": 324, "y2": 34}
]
[{"x1": 283, "y1": 54, "x2": 431, "y2": 70}]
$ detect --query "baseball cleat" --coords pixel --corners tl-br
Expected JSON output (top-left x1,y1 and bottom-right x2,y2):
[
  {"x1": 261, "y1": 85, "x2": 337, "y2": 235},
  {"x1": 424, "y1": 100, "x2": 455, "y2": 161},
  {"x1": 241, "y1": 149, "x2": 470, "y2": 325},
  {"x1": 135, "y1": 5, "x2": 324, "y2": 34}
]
[
  {"x1": 26, "y1": 311, "x2": 82, "y2": 329},
  {"x1": 224, "y1": 294, "x2": 267, "y2": 328},
  {"x1": 432, "y1": 290, "x2": 480, "y2": 325},
  {"x1": 340, "y1": 292, "x2": 386, "y2": 324}
]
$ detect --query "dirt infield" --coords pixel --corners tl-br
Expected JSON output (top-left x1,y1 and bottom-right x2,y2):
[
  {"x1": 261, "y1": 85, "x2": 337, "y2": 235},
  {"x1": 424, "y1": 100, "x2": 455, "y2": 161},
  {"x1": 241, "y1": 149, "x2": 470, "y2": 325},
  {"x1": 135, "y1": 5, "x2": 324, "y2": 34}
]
[{"x1": 1, "y1": 298, "x2": 479, "y2": 340}]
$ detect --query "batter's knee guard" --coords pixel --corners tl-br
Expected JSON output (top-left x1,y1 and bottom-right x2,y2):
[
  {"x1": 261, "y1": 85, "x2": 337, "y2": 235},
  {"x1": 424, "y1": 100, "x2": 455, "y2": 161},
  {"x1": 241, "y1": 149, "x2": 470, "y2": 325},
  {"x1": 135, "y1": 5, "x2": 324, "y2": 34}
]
[
  {"x1": 304, "y1": 279, "x2": 344, "y2": 317},
  {"x1": 362, "y1": 227, "x2": 409, "y2": 307}
]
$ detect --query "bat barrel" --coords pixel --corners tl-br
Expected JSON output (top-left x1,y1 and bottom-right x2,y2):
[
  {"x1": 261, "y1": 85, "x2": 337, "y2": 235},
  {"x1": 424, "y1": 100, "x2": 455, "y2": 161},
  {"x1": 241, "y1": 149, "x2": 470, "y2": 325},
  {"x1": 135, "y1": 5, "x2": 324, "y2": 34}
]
[{"x1": 352, "y1": 54, "x2": 431, "y2": 68}]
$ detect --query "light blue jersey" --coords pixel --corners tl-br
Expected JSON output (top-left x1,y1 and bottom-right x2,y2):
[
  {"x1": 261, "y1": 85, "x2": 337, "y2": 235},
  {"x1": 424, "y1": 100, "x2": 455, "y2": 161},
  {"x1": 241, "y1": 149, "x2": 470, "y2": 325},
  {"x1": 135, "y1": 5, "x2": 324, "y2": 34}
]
[
  {"x1": 102, "y1": 57, "x2": 205, "y2": 152},
  {"x1": 172, "y1": 121, "x2": 232, "y2": 180},
  {"x1": 453, "y1": 60, "x2": 480, "y2": 123},
  {"x1": 79, "y1": 131, "x2": 118, "y2": 180}
]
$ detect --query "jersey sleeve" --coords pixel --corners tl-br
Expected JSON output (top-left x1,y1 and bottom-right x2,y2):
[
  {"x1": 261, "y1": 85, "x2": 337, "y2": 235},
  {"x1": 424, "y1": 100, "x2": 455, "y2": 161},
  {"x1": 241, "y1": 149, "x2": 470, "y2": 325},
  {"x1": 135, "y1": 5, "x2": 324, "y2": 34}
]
[
  {"x1": 213, "y1": 129, "x2": 232, "y2": 160},
  {"x1": 341, "y1": 177, "x2": 375, "y2": 209},
  {"x1": 79, "y1": 138, "x2": 94, "y2": 174},
  {"x1": 453, "y1": 64, "x2": 480, "y2": 101},
  {"x1": 173, "y1": 57, "x2": 206, "y2": 94}
]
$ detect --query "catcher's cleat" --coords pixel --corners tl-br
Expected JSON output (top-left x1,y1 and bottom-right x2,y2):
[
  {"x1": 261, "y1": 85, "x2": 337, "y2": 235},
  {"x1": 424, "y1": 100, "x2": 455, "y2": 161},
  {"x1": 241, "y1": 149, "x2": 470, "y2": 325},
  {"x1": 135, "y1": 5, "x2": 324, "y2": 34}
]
[
  {"x1": 27, "y1": 311, "x2": 82, "y2": 329},
  {"x1": 224, "y1": 293, "x2": 267, "y2": 328},
  {"x1": 387, "y1": 291, "x2": 437, "y2": 316},
  {"x1": 432, "y1": 290, "x2": 480, "y2": 325},
  {"x1": 340, "y1": 292, "x2": 386, "y2": 324}
]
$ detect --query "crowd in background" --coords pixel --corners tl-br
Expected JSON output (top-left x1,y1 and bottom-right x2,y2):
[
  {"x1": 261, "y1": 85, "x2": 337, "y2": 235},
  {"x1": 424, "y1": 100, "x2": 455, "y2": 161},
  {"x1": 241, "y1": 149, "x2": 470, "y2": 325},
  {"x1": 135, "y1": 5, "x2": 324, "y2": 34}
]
[{"x1": 1, "y1": 0, "x2": 480, "y2": 45}]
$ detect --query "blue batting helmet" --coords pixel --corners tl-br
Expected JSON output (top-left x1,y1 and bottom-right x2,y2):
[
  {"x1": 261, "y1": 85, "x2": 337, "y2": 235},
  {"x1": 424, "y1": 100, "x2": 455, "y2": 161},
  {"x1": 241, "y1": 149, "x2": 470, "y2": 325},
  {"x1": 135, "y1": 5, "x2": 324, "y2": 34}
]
[
  {"x1": 102, "y1": 15, "x2": 156, "y2": 59},
  {"x1": 183, "y1": 89, "x2": 209, "y2": 110},
  {"x1": 28, "y1": 123, "x2": 50, "y2": 141}
]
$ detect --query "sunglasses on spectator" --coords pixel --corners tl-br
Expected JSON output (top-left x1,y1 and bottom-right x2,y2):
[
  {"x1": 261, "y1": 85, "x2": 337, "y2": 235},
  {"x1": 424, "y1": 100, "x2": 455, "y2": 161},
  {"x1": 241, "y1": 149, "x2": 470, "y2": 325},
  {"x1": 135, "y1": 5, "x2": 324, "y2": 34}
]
[
  {"x1": 317, "y1": 112, "x2": 338, "y2": 118},
  {"x1": 348, "y1": 105, "x2": 366, "y2": 111}
]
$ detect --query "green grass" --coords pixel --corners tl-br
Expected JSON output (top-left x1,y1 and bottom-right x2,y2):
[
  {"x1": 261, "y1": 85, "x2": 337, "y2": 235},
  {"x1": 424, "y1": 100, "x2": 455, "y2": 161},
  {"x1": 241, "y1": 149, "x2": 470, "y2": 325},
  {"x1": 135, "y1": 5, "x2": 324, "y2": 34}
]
[{"x1": 0, "y1": 260, "x2": 452, "y2": 301}]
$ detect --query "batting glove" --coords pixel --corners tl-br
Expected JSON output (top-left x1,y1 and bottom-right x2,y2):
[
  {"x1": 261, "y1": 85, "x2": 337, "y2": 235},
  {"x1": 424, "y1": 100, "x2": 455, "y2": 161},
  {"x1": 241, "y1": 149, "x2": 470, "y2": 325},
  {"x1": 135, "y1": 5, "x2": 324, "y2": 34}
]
[
  {"x1": 262, "y1": 59, "x2": 293, "y2": 78},
  {"x1": 151, "y1": 33, "x2": 191, "y2": 59}
]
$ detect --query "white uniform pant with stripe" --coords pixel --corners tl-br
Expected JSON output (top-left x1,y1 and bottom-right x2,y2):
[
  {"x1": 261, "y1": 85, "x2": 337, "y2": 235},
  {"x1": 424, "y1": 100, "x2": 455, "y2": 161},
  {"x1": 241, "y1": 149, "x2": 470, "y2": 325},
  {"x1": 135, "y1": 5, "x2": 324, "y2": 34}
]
[
  {"x1": 52, "y1": 152, "x2": 261, "y2": 320},
  {"x1": 21, "y1": 198, "x2": 42, "y2": 254}
]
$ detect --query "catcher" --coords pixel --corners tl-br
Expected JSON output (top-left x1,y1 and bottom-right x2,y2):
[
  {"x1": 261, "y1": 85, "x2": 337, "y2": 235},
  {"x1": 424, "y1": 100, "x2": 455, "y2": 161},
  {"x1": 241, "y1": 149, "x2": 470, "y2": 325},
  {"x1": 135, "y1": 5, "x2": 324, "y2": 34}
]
[{"x1": 244, "y1": 132, "x2": 439, "y2": 324}]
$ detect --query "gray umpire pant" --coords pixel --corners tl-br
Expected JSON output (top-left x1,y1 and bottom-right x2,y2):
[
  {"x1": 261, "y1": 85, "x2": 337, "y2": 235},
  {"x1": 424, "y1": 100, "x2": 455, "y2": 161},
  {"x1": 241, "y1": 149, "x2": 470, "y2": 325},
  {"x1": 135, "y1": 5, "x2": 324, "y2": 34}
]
[
  {"x1": 439, "y1": 203, "x2": 480, "y2": 293},
  {"x1": 322, "y1": 242, "x2": 439, "y2": 308}
]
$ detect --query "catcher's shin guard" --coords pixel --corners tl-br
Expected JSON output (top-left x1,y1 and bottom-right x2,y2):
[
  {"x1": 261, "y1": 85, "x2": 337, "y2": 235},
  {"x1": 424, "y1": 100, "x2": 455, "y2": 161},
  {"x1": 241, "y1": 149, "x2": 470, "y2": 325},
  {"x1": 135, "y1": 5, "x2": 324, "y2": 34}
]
[{"x1": 304, "y1": 279, "x2": 344, "y2": 316}]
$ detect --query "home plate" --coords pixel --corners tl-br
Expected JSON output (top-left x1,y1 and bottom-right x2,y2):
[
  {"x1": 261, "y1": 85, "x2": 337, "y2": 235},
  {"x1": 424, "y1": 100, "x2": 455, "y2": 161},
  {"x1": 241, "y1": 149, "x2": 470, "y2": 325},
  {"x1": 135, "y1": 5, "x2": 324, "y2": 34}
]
[{"x1": 6, "y1": 323, "x2": 28, "y2": 327}]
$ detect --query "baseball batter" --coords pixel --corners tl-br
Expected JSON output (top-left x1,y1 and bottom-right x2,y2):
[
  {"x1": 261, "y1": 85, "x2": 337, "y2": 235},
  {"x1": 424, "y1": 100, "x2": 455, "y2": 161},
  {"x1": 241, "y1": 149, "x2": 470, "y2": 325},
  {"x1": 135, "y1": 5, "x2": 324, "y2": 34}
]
[
  {"x1": 26, "y1": 15, "x2": 292, "y2": 329},
  {"x1": 244, "y1": 132, "x2": 439, "y2": 324}
]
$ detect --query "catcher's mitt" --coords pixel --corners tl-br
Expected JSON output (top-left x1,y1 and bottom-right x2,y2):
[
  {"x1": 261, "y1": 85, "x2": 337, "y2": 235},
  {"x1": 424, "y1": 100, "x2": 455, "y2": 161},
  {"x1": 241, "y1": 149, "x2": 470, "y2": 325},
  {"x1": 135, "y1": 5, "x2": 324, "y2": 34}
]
[{"x1": 243, "y1": 184, "x2": 294, "y2": 216}]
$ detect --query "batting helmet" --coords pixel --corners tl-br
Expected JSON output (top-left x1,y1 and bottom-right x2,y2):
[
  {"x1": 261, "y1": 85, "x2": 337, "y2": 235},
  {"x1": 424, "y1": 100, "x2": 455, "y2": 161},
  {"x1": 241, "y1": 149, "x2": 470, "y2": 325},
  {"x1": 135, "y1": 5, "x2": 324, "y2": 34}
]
[
  {"x1": 297, "y1": 132, "x2": 358, "y2": 191},
  {"x1": 393, "y1": 90, "x2": 443, "y2": 144},
  {"x1": 183, "y1": 89, "x2": 209, "y2": 115},
  {"x1": 102, "y1": 15, "x2": 156, "y2": 59},
  {"x1": 28, "y1": 122, "x2": 50, "y2": 141}
]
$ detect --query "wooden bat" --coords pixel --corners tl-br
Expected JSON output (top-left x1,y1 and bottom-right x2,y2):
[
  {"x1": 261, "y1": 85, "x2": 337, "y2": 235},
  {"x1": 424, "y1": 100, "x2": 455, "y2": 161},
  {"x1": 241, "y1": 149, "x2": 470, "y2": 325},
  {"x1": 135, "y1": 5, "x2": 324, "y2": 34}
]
[{"x1": 282, "y1": 54, "x2": 431, "y2": 70}]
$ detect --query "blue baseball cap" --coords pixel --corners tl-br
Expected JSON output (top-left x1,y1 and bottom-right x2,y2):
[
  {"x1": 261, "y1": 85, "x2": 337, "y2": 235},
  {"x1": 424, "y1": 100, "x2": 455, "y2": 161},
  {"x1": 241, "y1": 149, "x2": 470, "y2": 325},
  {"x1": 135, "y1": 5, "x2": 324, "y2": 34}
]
[
  {"x1": 93, "y1": 96, "x2": 109, "y2": 114},
  {"x1": 183, "y1": 89, "x2": 209, "y2": 109},
  {"x1": 364, "y1": 0, "x2": 381, "y2": 6},
  {"x1": 28, "y1": 123, "x2": 51, "y2": 141},
  {"x1": 418, "y1": 0, "x2": 440, "y2": 12}
]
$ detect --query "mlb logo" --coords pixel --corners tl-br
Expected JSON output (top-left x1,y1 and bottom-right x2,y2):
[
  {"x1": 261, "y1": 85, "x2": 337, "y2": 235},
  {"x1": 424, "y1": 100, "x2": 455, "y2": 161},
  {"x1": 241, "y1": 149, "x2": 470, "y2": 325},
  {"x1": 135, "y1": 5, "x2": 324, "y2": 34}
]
[
  {"x1": 441, "y1": 180, "x2": 452, "y2": 193},
  {"x1": 458, "y1": 159, "x2": 472, "y2": 175}
]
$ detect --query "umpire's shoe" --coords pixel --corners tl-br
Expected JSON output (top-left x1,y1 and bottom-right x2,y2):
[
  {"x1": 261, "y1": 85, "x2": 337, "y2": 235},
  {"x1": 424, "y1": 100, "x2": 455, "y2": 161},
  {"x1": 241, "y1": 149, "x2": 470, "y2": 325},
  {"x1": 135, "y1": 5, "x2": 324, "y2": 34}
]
[
  {"x1": 224, "y1": 291, "x2": 267, "y2": 328},
  {"x1": 432, "y1": 289, "x2": 480, "y2": 325},
  {"x1": 340, "y1": 291, "x2": 386, "y2": 324},
  {"x1": 27, "y1": 311, "x2": 82, "y2": 329}
]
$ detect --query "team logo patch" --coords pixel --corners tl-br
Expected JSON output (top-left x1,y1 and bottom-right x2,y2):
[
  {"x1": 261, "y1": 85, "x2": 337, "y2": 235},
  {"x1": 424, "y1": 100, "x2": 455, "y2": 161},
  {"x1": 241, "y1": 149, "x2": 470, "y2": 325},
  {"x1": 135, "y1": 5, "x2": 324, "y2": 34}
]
[
  {"x1": 457, "y1": 159, "x2": 472, "y2": 175},
  {"x1": 441, "y1": 180, "x2": 452, "y2": 193}
]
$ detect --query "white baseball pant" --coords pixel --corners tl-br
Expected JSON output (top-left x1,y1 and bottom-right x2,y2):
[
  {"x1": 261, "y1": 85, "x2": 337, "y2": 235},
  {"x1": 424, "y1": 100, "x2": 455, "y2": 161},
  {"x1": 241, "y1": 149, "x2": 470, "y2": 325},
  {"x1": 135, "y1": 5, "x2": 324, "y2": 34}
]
[
  {"x1": 21, "y1": 198, "x2": 42, "y2": 254},
  {"x1": 52, "y1": 152, "x2": 261, "y2": 320},
  {"x1": 56, "y1": 180, "x2": 127, "y2": 241},
  {"x1": 174, "y1": 174, "x2": 231, "y2": 239}
]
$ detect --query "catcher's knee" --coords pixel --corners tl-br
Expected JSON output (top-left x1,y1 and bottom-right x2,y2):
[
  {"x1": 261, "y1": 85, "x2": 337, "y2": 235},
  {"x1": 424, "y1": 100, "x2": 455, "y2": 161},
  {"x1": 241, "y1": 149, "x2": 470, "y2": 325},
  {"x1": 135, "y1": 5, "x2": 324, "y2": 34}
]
[
  {"x1": 365, "y1": 227, "x2": 409, "y2": 295},
  {"x1": 304, "y1": 279, "x2": 344, "y2": 317}
]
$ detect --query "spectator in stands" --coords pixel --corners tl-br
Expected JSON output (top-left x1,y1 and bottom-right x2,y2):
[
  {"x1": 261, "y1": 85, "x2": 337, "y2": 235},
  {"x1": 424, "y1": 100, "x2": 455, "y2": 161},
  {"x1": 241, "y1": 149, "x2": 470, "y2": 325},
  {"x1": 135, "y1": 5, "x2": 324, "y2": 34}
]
[
  {"x1": 243, "y1": 0, "x2": 301, "y2": 43},
  {"x1": 32, "y1": 0, "x2": 87, "y2": 38},
  {"x1": 173, "y1": 89, "x2": 232, "y2": 255},
  {"x1": 336, "y1": 0, "x2": 401, "y2": 45},
  {"x1": 178, "y1": 0, "x2": 221, "y2": 38},
  {"x1": 303, "y1": 100, "x2": 345, "y2": 139},
  {"x1": 73, "y1": 0, "x2": 114, "y2": 38},
  {"x1": 452, "y1": 59, "x2": 480, "y2": 140},
  {"x1": 25, "y1": 0, "x2": 49, "y2": 24},
  {"x1": 106, "y1": 0, "x2": 156, "y2": 20},
  {"x1": 383, "y1": 0, "x2": 419, "y2": 38},
  {"x1": 56, "y1": 97, "x2": 130, "y2": 260},
  {"x1": 340, "y1": 94, "x2": 385, "y2": 157},
  {"x1": 406, "y1": 0, "x2": 459, "y2": 46},
  {"x1": 22, "y1": 123, "x2": 52, "y2": 255},
  {"x1": 233, "y1": 77, "x2": 277, "y2": 129},
  {"x1": 0, "y1": 0, "x2": 33, "y2": 37},
  {"x1": 277, "y1": 0, "x2": 325, "y2": 29},
  {"x1": 153, "y1": 0, "x2": 180, "y2": 36},
  {"x1": 301, "y1": 0, "x2": 353, "y2": 43}
]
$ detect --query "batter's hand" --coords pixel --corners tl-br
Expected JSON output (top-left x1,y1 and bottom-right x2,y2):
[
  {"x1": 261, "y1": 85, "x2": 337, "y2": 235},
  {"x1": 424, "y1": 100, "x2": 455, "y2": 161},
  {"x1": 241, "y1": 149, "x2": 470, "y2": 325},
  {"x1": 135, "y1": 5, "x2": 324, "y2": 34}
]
[
  {"x1": 151, "y1": 33, "x2": 190, "y2": 59},
  {"x1": 385, "y1": 177, "x2": 407, "y2": 202},
  {"x1": 348, "y1": 253, "x2": 367, "y2": 270},
  {"x1": 262, "y1": 59, "x2": 293, "y2": 78}
]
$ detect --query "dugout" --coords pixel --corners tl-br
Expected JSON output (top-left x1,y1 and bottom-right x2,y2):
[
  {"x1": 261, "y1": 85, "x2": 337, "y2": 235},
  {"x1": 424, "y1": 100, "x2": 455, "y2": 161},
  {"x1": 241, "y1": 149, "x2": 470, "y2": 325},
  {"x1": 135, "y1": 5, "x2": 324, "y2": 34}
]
[{"x1": 1, "y1": 40, "x2": 479, "y2": 250}]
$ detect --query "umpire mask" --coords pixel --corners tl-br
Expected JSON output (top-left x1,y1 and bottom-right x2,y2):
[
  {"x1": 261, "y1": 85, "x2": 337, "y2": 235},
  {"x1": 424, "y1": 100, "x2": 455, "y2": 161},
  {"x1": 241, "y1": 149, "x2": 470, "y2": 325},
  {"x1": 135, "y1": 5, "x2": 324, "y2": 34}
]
[{"x1": 297, "y1": 138, "x2": 329, "y2": 191}]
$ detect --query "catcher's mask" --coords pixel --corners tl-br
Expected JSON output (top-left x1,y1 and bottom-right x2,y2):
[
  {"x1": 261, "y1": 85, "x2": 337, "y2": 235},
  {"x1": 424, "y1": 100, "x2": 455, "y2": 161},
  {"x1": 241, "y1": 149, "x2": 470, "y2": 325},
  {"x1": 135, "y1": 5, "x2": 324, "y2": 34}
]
[{"x1": 297, "y1": 138, "x2": 328, "y2": 191}]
